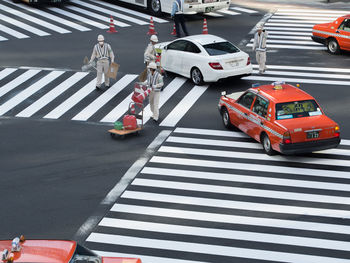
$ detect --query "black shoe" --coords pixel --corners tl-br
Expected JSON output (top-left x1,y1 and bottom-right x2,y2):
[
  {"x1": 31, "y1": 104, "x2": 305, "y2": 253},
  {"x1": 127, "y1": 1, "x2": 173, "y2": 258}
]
[
  {"x1": 105, "y1": 85, "x2": 110, "y2": 89},
  {"x1": 96, "y1": 86, "x2": 100, "y2": 90},
  {"x1": 153, "y1": 118, "x2": 158, "y2": 123},
  {"x1": 161, "y1": 87, "x2": 164, "y2": 91}
]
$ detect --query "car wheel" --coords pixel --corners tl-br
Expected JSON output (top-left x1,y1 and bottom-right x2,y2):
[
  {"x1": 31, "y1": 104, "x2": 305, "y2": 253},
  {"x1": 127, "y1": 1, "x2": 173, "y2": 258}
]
[
  {"x1": 148, "y1": 0, "x2": 162, "y2": 16},
  {"x1": 222, "y1": 108, "x2": 233, "y2": 129},
  {"x1": 191, "y1": 67, "x2": 204, "y2": 85},
  {"x1": 262, "y1": 133, "x2": 275, "y2": 155},
  {"x1": 327, "y1": 38, "x2": 340, "y2": 54}
]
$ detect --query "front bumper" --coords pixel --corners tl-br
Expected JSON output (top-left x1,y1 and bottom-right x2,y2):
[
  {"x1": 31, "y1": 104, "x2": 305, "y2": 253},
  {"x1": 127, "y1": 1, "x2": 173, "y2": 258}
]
[
  {"x1": 205, "y1": 64, "x2": 253, "y2": 82},
  {"x1": 185, "y1": 2, "x2": 230, "y2": 13},
  {"x1": 311, "y1": 35, "x2": 327, "y2": 45},
  {"x1": 279, "y1": 137, "x2": 341, "y2": 155}
]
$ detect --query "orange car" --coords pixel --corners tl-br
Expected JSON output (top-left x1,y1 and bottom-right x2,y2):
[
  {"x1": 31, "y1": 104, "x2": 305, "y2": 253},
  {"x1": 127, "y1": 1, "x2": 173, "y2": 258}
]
[
  {"x1": 312, "y1": 15, "x2": 350, "y2": 54},
  {"x1": 0, "y1": 236, "x2": 141, "y2": 263},
  {"x1": 218, "y1": 82, "x2": 340, "y2": 155}
]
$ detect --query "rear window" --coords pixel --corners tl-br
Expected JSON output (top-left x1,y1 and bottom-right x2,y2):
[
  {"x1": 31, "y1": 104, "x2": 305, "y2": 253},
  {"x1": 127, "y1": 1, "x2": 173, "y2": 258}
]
[
  {"x1": 276, "y1": 100, "x2": 322, "y2": 120},
  {"x1": 203, "y1": 41, "x2": 240, "y2": 56}
]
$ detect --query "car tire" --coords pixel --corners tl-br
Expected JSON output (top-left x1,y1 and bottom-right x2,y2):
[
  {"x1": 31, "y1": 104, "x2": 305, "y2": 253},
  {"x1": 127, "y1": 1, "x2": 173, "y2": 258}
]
[
  {"x1": 148, "y1": 0, "x2": 162, "y2": 16},
  {"x1": 222, "y1": 108, "x2": 233, "y2": 129},
  {"x1": 191, "y1": 67, "x2": 204, "y2": 85},
  {"x1": 261, "y1": 133, "x2": 275, "y2": 155},
  {"x1": 327, "y1": 38, "x2": 340, "y2": 54}
]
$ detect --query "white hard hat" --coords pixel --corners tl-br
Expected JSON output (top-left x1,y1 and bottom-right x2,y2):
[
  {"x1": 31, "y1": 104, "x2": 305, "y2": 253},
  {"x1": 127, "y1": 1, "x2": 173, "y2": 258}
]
[
  {"x1": 256, "y1": 23, "x2": 264, "y2": 30},
  {"x1": 97, "y1": 34, "x2": 104, "y2": 41},
  {"x1": 147, "y1": 62, "x2": 157, "y2": 69},
  {"x1": 150, "y1": 35, "x2": 158, "y2": 43}
]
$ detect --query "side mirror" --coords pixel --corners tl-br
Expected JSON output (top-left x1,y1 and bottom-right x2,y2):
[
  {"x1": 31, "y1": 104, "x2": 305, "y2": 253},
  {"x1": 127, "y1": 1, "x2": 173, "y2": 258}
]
[
  {"x1": 164, "y1": 45, "x2": 168, "y2": 50},
  {"x1": 221, "y1": 91, "x2": 227, "y2": 96}
]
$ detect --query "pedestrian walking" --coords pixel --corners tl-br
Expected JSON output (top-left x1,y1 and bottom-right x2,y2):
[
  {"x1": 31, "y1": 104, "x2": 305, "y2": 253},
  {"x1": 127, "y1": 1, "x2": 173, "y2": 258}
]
[
  {"x1": 171, "y1": 0, "x2": 189, "y2": 38},
  {"x1": 144, "y1": 35, "x2": 158, "y2": 65},
  {"x1": 142, "y1": 62, "x2": 164, "y2": 122},
  {"x1": 90, "y1": 34, "x2": 115, "y2": 89},
  {"x1": 252, "y1": 23, "x2": 268, "y2": 74}
]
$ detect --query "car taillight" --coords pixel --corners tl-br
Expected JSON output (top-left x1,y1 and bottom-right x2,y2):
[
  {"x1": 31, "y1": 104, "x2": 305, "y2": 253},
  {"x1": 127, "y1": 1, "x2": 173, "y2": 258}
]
[
  {"x1": 335, "y1": 125, "x2": 340, "y2": 137},
  {"x1": 209, "y1": 62, "x2": 223, "y2": 70},
  {"x1": 283, "y1": 131, "x2": 291, "y2": 144},
  {"x1": 247, "y1": 57, "x2": 251, "y2": 65}
]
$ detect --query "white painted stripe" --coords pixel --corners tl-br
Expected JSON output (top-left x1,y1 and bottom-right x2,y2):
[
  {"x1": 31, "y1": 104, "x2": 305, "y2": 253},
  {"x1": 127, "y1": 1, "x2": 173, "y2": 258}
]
[
  {"x1": 275, "y1": 12, "x2": 343, "y2": 18},
  {"x1": 268, "y1": 31, "x2": 312, "y2": 36},
  {"x1": 99, "y1": 218, "x2": 350, "y2": 252},
  {"x1": 111, "y1": 203, "x2": 350, "y2": 235},
  {"x1": 217, "y1": 9, "x2": 240, "y2": 15},
  {"x1": 0, "y1": 13, "x2": 49, "y2": 36},
  {"x1": 44, "y1": 79, "x2": 96, "y2": 119},
  {"x1": 174, "y1": 127, "x2": 249, "y2": 138},
  {"x1": 0, "y1": 71, "x2": 64, "y2": 116},
  {"x1": 342, "y1": 140, "x2": 350, "y2": 146},
  {"x1": 141, "y1": 167, "x2": 350, "y2": 192},
  {"x1": 65, "y1": 6, "x2": 130, "y2": 27},
  {"x1": 252, "y1": 69, "x2": 350, "y2": 79},
  {"x1": 16, "y1": 72, "x2": 88, "y2": 118},
  {"x1": 1, "y1": 2, "x2": 70, "y2": 34},
  {"x1": 230, "y1": 6, "x2": 257, "y2": 13},
  {"x1": 132, "y1": 178, "x2": 350, "y2": 206},
  {"x1": 150, "y1": 156, "x2": 350, "y2": 179},
  {"x1": 243, "y1": 74, "x2": 350, "y2": 86},
  {"x1": 251, "y1": 64, "x2": 350, "y2": 73},
  {"x1": 264, "y1": 26, "x2": 312, "y2": 32},
  {"x1": 99, "y1": 93, "x2": 132, "y2": 123},
  {"x1": 205, "y1": 12, "x2": 224, "y2": 17},
  {"x1": 71, "y1": 0, "x2": 148, "y2": 25},
  {"x1": 266, "y1": 23, "x2": 314, "y2": 28},
  {"x1": 249, "y1": 38, "x2": 321, "y2": 45},
  {"x1": 72, "y1": 75, "x2": 137, "y2": 121},
  {"x1": 87, "y1": 232, "x2": 350, "y2": 263},
  {"x1": 0, "y1": 35, "x2": 8, "y2": 41},
  {"x1": 143, "y1": 77, "x2": 187, "y2": 124},
  {"x1": 0, "y1": 68, "x2": 17, "y2": 81},
  {"x1": 267, "y1": 35, "x2": 312, "y2": 40},
  {"x1": 0, "y1": 69, "x2": 41, "y2": 98},
  {"x1": 277, "y1": 9, "x2": 349, "y2": 14},
  {"x1": 247, "y1": 43, "x2": 326, "y2": 50},
  {"x1": 269, "y1": 19, "x2": 328, "y2": 24},
  {"x1": 94, "y1": 250, "x2": 208, "y2": 263},
  {"x1": 48, "y1": 7, "x2": 109, "y2": 29},
  {"x1": 123, "y1": 190, "x2": 350, "y2": 219},
  {"x1": 160, "y1": 85, "x2": 208, "y2": 127},
  {"x1": 272, "y1": 16, "x2": 335, "y2": 21},
  {"x1": 88, "y1": 0, "x2": 168, "y2": 23}
]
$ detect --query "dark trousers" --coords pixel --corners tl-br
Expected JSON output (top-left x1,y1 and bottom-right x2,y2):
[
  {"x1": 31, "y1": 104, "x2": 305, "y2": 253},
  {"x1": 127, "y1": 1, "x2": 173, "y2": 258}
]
[{"x1": 174, "y1": 14, "x2": 189, "y2": 38}]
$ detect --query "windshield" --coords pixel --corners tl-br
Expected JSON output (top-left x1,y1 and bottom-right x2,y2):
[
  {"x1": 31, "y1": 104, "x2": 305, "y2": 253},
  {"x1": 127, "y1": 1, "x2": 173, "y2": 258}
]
[
  {"x1": 203, "y1": 41, "x2": 240, "y2": 56},
  {"x1": 276, "y1": 100, "x2": 322, "y2": 120}
]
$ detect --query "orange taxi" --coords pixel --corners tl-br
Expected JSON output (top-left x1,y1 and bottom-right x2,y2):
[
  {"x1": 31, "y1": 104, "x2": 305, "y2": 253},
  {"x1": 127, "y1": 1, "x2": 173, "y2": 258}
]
[
  {"x1": 218, "y1": 82, "x2": 341, "y2": 155},
  {"x1": 312, "y1": 15, "x2": 350, "y2": 54},
  {"x1": 0, "y1": 236, "x2": 141, "y2": 263}
]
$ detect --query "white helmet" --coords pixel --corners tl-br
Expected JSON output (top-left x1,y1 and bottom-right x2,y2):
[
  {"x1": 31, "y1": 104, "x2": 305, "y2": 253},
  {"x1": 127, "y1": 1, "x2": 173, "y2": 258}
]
[
  {"x1": 147, "y1": 62, "x2": 157, "y2": 69},
  {"x1": 97, "y1": 34, "x2": 104, "y2": 41},
  {"x1": 256, "y1": 23, "x2": 264, "y2": 30},
  {"x1": 150, "y1": 35, "x2": 158, "y2": 43}
]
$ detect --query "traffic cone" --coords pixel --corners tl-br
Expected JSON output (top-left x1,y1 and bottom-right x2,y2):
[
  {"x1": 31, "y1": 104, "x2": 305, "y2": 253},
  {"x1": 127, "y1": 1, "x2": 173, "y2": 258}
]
[
  {"x1": 170, "y1": 24, "x2": 176, "y2": 35},
  {"x1": 107, "y1": 15, "x2": 118, "y2": 33},
  {"x1": 202, "y1": 18, "x2": 208, "y2": 34},
  {"x1": 147, "y1": 17, "x2": 157, "y2": 35}
]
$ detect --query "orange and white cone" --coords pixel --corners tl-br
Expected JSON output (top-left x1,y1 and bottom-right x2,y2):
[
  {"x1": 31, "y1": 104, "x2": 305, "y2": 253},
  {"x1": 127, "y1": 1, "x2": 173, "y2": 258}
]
[
  {"x1": 147, "y1": 17, "x2": 157, "y2": 35},
  {"x1": 170, "y1": 24, "x2": 176, "y2": 35},
  {"x1": 107, "y1": 15, "x2": 118, "y2": 33},
  {"x1": 202, "y1": 18, "x2": 208, "y2": 34}
]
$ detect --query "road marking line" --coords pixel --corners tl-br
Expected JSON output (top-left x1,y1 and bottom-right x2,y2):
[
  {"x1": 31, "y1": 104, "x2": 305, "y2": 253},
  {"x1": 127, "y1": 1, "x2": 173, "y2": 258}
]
[
  {"x1": 249, "y1": 38, "x2": 322, "y2": 45},
  {"x1": 99, "y1": 93, "x2": 132, "y2": 123},
  {"x1": 247, "y1": 43, "x2": 326, "y2": 50},
  {"x1": 267, "y1": 35, "x2": 312, "y2": 40},
  {"x1": 205, "y1": 12, "x2": 224, "y2": 17},
  {"x1": 271, "y1": 16, "x2": 335, "y2": 21},
  {"x1": 0, "y1": 13, "x2": 49, "y2": 36},
  {"x1": 217, "y1": 9, "x2": 240, "y2": 15},
  {"x1": 0, "y1": 68, "x2": 17, "y2": 81},
  {"x1": 16, "y1": 72, "x2": 89, "y2": 118},
  {"x1": 269, "y1": 19, "x2": 330, "y2": 24},
  {"x1": 265, "y1": 22, "x2": 314, "y2": 28},
  {"x1": 251, "y1": 69, "x2": 350, "y2": 79},
  {"x1": 251, "y1": 64, "x2": 350, "y2": 73},
  {"x1": 275, "y1": 12, "x2": 344, "y2": 18},
  {"x1": 268, "y1": 31, "x2": 312, "y2": 36},
  {"x1": 264, "y1": 26, "x2": 312, "y2": 31},
  {"x1": 174, "y1": 127, "x2": 249, "y2": 137},
  {"x1": 277, "y1": 8, "x2": 349, "y2": 14},
  {"x1": 230, "y1": 6, "x2": 258, "y2": 13}
]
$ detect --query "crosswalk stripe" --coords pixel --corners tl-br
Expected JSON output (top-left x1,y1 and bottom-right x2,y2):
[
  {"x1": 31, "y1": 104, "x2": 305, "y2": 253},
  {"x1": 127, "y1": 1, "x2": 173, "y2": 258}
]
[
  {"x1": 272, "y1": 15, "x2": 335, "y2": 21},
  {"x1": 251, "y1": 69, "x2": 350, "y2": 79},
  {"x1": 44, "y1": 78, "x2": 96, "y2": 119},
  {"x1": 150, "y1": 156, "x2": 350, "y2": 179},
  {"x1": 217, "y1": 9, "x2": 240, "y2": 15},
  {"x1": 72, "y1": 74, "x2": 137, "y2": 121},
  {"x1": 249, "y1": 38, "x2": 321, "y2": 45},
  {"x1": 268, "y1": 31, "x2": 311, "y2": 36},
  {"x1": 71, "y1": 0, "x2": 148, "y2": 25},
  {"x1": 87, "y1": 232, "x2": 350, "y2": 263},
  {"x1": 277, "y1": 8, "x2": 349, "y2": 14},
  {"x1": 48, "y1": 7, "x2": 109, "y2": 29},
  {"x1": 99, "y1": 93, "x2": 132, "y2": 123},
  {"x1": 252, "y1": 64, "x2": 350, "y2": 73},
  {"x1": 0, "y1": 24, "x2": 28, "y2": 39},
  {"x1": 247, "y1": 43, "x2": 326, "y2": 50},
  {"x1": 160, "y1": 85, "x2": 208, "y2": 127},
  {"x1": 265, "y1": 23, "x2": 314, "y2": 28},
  {"x1": 275, "y1": 12, "x2": 343, "y2": 18},
  {"x1": 230, "y1": 6, "x2": 258, "y2": 13},
  {"x1": 264, "y1": 26, "x2": 312, "y2": 32},
  {"x1": 65, "y1": 5, "x2": 130, "y2": 28},
  {"x1": 141, "y1": 167, "x2": 350, "y2": 192},
  {"x1": 269, "y1": 19, "x2": 330, "y2": 24},
  {"x1": 0, "y1": 69, "x2": 41, "y2": 98},
  {"x1": 0, "y1": 35, "x2": 8, "y2": 41},
  {"x1": 267, "y1": 35, "x2": 312, "y2": 40},
  {"x1": 205, "y1": 12, "x2": 224, "y2": 17},
  {"x1": 0, "y1": 71, "x2": 64, "y2": 116},
  {"x1": 174, "y1": 127, "x2": 248, "y2": 138},
  {"x1": 88, "y1": 0, "x2": 168, "y2": 23},
  {"x1": 16, "y1": 72, "x2": 89, "y2": 118},
  {"x1": 98, "y1": 218, "x2": 350, "y2": 251},
  {"x1": 1, "y1": 2, "x2": 71, "y2": 34},
  {"x1": 0, "y1": 68, "x2": 17, "y2": 81},
  {"x1": 142, "y1": 77, "x2": 187, "y2": 125},
  {"x1": 0, "y1": 13, "x2": 50, "y2": 36}
]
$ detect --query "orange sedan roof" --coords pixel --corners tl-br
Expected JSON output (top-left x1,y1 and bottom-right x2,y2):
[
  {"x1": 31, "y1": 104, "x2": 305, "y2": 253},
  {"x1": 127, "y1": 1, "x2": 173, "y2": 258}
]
[
  {"x1": 0, "y1": 240, "x2": 76, "y2": 263},
  {"x1": 250, "y1": 83, "x2": 314, "y2": 103}
]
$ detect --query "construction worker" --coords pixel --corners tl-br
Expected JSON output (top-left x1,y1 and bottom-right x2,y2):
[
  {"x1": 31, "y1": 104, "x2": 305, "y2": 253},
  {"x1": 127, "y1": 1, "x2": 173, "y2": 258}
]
[
  {"x1": 144, "y1": 35, "x2": 158, "y2": 65},
  {"x1": 142, "y1": 62, "x2": 164, "y2": 122},
  {"x1": 252, "y1": 23, "x2": 268, "y2": 74},
  {"x1": 171, "y1": 0, "x2": 189, "y2": 38},
  {"x1": 90, "y1": 34, "x2": 115, "y2": 89}
]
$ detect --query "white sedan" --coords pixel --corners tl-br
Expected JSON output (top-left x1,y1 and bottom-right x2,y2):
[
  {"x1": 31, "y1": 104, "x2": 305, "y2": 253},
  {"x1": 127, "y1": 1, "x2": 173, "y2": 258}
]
[{"x1": 156, "y1": 34, "x2": 252, "y2": 85}]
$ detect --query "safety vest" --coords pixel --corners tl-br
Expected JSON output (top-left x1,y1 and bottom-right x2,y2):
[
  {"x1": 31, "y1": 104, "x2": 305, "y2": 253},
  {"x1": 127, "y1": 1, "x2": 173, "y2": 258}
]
[
  {"x1": 256, "y1": 31, "x2": 267, "y2": 52},
  {"x1": 147, "y1": 71, "x2": 161, "y2": 91},
  {"x1": 95, "y1": 43, "x2": 109, "y2": 60},
  {"x1": 175, "y1": 0, "x2": 183, "y2": 14}
]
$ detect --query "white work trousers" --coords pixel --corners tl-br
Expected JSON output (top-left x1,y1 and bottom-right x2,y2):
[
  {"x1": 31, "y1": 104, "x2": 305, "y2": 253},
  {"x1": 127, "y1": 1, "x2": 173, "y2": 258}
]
[
  {"x1": 256, "y1": 51, "x2": 266, "y2": 72},
  {"x1": 149, "y1": 90, "x2": 160, "y2": 121},
  {"x1": 96, "y1": 59, "x2": 110, "y2": 87}
]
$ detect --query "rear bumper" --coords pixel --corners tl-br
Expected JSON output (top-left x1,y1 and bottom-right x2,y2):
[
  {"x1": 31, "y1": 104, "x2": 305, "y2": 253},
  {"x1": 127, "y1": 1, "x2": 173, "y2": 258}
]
[
  {"x1": 205, "y1": 64, "x2": 253, "y2": 82},
  {"x1": 279, "y1": 137, "x2": 341, "y2": 155},
  {"x1": 311, "y1": 35, "x2": 327, "y2": 45}
]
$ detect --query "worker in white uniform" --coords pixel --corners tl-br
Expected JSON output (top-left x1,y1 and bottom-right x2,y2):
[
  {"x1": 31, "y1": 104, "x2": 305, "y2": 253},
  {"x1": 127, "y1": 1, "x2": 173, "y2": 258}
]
[
  {"x1": 90, "y1": 34, "x2": 115, "y2": 89},
  {"x1": 252, "y1": 23, "x2": 268, "y2": 74},
  {"x1": 144, "y1": 35, "x2": 158, "y2": 65},
  {"x1": 142, "y1": 62, "x2": 164, "y2": 122}
]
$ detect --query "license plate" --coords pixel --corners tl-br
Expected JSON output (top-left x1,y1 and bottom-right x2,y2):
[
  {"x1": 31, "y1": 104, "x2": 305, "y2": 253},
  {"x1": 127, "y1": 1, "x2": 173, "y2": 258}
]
[
  {"x1": 307, "y1": 131, "x2": 319, "y2": 139},
  {"x1": 205, "y1": 6, "x2": 214, "y2": 12}
]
